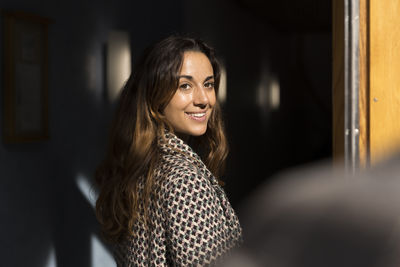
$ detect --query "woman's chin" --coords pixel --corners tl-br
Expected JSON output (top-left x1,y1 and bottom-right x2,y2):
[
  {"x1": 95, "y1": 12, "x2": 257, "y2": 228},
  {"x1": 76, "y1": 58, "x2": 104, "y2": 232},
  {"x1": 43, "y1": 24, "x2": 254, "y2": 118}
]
[{"x1": 178, "y1": 126, "x2": 208, "y2": 137}]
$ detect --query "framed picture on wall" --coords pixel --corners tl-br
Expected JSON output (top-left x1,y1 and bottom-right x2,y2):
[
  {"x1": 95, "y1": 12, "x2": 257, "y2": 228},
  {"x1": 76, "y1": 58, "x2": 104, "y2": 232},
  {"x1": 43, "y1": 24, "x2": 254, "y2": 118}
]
[{"x1": 2, "y1": 11, "x2": 51, "y2": 143}]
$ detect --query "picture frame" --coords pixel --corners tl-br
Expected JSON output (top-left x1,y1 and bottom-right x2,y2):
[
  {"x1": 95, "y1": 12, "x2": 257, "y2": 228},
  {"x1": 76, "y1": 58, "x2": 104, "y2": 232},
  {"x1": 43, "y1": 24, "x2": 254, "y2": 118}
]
[{"x1": 2, "y1": 11, "x2": 50, "y2": 143}]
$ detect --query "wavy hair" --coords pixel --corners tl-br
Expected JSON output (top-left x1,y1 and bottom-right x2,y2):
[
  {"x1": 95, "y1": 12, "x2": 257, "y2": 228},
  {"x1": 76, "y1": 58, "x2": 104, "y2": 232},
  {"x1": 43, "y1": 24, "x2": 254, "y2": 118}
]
[{"x1": 95, "y1": 35, "x2": 228, "y2": 243}]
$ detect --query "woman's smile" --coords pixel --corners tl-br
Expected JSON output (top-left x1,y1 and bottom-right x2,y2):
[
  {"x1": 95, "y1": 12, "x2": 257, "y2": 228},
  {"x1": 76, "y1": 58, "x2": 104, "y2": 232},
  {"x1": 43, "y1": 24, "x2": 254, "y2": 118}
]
[{"x1": 184, "y1": 111, "x2": 208, "y2": 121}]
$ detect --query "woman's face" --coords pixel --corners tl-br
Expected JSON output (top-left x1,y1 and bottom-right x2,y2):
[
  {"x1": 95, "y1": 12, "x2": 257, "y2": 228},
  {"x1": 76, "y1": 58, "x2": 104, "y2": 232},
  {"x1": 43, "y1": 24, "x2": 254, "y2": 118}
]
[{"x1": 164, "y1": 51, "x2": 216, "y2": 137}]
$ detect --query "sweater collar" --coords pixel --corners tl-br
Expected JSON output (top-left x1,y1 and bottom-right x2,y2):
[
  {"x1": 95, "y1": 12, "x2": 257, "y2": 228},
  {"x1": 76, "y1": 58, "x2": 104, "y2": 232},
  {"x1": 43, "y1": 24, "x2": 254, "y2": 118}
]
[
  {"x1": 157, "y1": 130, "x2": 218, "y2": 185},
  {"x1": 158, "y1": 130, "x2": 202, "y2": 164}
]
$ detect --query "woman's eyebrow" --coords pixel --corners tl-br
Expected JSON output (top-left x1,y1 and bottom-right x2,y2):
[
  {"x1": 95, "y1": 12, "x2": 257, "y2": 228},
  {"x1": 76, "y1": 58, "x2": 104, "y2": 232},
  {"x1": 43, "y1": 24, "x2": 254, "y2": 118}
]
[
  {"x1": 178, "y1": 75, "x2": 214, "y2": 82},
  {"x1": 204, "y1": 76, "x2": 214, "y2": 82},
  {"x1": 178, "y1": 75, "x2": 193, "y2": 80}
]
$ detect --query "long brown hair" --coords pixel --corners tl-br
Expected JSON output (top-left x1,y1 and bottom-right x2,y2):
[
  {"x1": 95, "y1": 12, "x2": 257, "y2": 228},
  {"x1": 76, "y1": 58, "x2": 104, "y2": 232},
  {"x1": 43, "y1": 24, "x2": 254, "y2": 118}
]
[{"x1": 95, "y1": 35, "x2": 228, "y2": 243}]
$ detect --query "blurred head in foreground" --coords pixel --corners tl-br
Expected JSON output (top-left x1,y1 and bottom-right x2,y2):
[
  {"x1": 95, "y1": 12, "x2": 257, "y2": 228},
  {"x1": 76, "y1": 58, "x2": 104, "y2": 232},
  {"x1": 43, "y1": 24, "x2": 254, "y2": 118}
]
[{"x1": 223, "y1": 157, "x2": 400, "y2": 267}]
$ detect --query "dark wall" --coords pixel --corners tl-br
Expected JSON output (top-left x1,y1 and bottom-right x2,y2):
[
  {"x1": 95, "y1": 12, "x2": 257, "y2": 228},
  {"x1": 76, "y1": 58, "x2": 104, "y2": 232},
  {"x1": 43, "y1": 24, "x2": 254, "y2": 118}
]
[
  {"x1": 183, "y1": 0, "x2": 332, "y2": 206},
  {"x1": 0, "y1": 1, "x2": 183, "y2": 266},
  {"x1": 0, "y1": 0, "x2": 332, "y2": 266}
]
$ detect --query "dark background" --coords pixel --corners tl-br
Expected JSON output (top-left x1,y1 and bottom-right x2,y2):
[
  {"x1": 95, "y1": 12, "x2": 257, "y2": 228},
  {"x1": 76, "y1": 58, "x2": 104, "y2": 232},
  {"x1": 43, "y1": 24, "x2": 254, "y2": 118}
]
[{"x1": 0, "y1": 0, "x2": 331, "y2": 266}]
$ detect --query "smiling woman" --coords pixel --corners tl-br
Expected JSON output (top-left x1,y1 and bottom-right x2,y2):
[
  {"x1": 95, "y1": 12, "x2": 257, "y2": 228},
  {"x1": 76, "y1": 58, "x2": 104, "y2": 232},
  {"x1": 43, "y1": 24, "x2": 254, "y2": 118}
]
[
  {"x1": 164, "y1": 51, "x2": 216, "y2": 137},
  {"x1": 95, "y1": 35, "x2": 242, "y2": 266}
]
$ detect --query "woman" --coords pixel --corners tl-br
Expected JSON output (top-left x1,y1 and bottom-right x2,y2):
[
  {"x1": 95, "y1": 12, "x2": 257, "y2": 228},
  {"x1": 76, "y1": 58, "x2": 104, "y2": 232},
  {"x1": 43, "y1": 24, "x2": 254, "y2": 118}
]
[{"x1": 95, "y1": 35, "x2": 242, "y2": 266}]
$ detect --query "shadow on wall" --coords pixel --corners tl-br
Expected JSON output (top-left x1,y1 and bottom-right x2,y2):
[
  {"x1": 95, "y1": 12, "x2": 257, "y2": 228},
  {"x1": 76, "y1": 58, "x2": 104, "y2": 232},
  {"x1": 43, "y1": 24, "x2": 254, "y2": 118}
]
[
  {"x1": 0, "y1": 0, "x2": 332, "y2": 265},
  {"x1": 0, "y1": 0, "x2": 184, "y2": 266},
  {"x1": 39, "y1": 22, "x2": 132, "y2": 267},
  {"x1": 183, "y1": 0, "x2": 332, "y2": 207}
]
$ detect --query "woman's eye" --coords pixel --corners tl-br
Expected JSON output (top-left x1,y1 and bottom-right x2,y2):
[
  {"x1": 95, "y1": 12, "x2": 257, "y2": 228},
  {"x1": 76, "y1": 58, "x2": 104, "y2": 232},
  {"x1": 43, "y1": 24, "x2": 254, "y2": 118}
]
[
  {"x1": 204, "y1": 82, "x2": 215, "y2": 88},
  {"x1": 179, "y1": 83, "x2": 191, "y2": 90}
]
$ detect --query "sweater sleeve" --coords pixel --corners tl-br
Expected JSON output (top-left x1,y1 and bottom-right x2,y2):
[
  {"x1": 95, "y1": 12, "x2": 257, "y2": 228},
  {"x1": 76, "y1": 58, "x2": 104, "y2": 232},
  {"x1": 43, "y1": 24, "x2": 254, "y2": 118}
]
[{"x1": 162, "y1": 166, "x2": 234, "y2": 266}]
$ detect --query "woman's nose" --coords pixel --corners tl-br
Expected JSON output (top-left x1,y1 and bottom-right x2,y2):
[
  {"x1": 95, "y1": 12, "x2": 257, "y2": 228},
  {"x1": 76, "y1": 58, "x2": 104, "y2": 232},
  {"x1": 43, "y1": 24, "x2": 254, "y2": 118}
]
[{"x1": 193, "y1": 86, "x2": 209, "y2": 107}]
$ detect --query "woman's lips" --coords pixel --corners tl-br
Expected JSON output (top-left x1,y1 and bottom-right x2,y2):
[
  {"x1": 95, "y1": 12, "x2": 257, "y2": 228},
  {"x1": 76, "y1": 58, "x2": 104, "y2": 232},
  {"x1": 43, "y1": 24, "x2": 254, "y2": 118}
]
[{"x1": 185, "y1": 111, "x2": 207, "y2": 122}]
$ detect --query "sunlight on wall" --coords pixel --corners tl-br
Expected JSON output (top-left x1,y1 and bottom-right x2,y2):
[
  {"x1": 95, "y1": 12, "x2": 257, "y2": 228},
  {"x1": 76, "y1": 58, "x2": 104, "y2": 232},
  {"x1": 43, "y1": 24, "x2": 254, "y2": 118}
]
[
  {"x1": 45, "y1": 245, "x2": 57, "y2": 267},
  {"x1": 76, "y1": 173, "x2": 116, "y2": 266},
  {"x1": 107, "y1": 31, "x2": 131, "y2": 102},
  {"x1": 257, "y1": 70, "x2": 280, "y2": 112},
  {"x1": 269, "y1": 75, "x2": 280, "y2": 109},
  {"x1": 218, "y1": 66, "x2": 227, "y2": 104},
  {"x1": 76, "y1": 173, "x2": 97, "y2": 208},
  {"x1": 91, "y1": 234, "x2": 116, "y2": 267}
]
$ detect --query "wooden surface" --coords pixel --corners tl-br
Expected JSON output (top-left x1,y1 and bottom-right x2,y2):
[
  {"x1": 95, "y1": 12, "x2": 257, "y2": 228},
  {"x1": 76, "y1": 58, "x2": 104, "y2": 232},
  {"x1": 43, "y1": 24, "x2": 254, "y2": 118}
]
[
  {"x1": 369, "y1": 0, "x2": 400, "y2": 164},
  {"x1": 332, "y1": 0, "x2": 345, "y2": 163},
  {"x1": 359, "y1": 0, "x2": 369, "y2": 167}
]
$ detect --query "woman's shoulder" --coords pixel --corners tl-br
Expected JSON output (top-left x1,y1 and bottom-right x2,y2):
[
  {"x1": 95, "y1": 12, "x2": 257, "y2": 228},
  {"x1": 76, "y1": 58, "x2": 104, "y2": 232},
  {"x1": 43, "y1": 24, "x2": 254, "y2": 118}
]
[
  {"x1": 155, "y1": 154, "x2": 213, "y2": 196},
  {"x1": 157, "y1": 154, "x2": 202, "y2": 183}
]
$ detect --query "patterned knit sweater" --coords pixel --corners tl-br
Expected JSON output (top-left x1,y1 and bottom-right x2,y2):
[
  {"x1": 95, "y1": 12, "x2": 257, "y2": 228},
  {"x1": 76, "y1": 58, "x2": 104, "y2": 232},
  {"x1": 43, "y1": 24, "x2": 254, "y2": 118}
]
[{"x1": 114, "y1": 132, "x2": 242, "y2": 266}]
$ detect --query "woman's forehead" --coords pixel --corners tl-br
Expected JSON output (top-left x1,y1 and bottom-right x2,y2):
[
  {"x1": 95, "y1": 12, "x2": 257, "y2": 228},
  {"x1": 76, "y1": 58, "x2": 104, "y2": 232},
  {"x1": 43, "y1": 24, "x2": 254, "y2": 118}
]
[{"x1": 179, "y1": 52, "x2": 213, "y2": 77}]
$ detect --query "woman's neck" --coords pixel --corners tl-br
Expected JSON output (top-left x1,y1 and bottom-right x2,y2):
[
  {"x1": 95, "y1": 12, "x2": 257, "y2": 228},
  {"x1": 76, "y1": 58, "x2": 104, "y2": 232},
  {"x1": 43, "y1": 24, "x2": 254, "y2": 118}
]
[{"x1": 175, "y1": 132, "x2": 190, "y2": 143}]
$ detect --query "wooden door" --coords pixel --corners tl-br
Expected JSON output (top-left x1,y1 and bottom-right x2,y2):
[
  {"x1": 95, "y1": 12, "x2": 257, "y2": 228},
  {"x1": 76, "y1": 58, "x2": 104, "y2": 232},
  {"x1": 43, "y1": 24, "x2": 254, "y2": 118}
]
[
  {"x1": 369, "y1": 0, "x2": 400, "y2": 164},
  {"x1": 333, "y1": 0, "x2": 400, "y2": 167}
]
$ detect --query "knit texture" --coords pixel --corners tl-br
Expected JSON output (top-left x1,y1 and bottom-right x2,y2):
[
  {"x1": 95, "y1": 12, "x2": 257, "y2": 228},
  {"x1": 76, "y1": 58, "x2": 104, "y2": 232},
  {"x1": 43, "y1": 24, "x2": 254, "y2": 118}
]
[{"x1": 114, "y1": 132, "x2": 242, "y2": 266}]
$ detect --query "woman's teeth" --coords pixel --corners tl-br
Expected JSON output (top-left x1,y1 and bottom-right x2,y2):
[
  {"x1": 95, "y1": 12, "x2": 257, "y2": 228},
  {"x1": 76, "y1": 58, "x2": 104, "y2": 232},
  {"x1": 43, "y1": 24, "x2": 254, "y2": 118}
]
[
  {"x1": 189, "y1": 113, "x2": 205, "y2": 117},
  {"x1": 185, "y1": 112, "x2": 206, "y2": 119}
]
